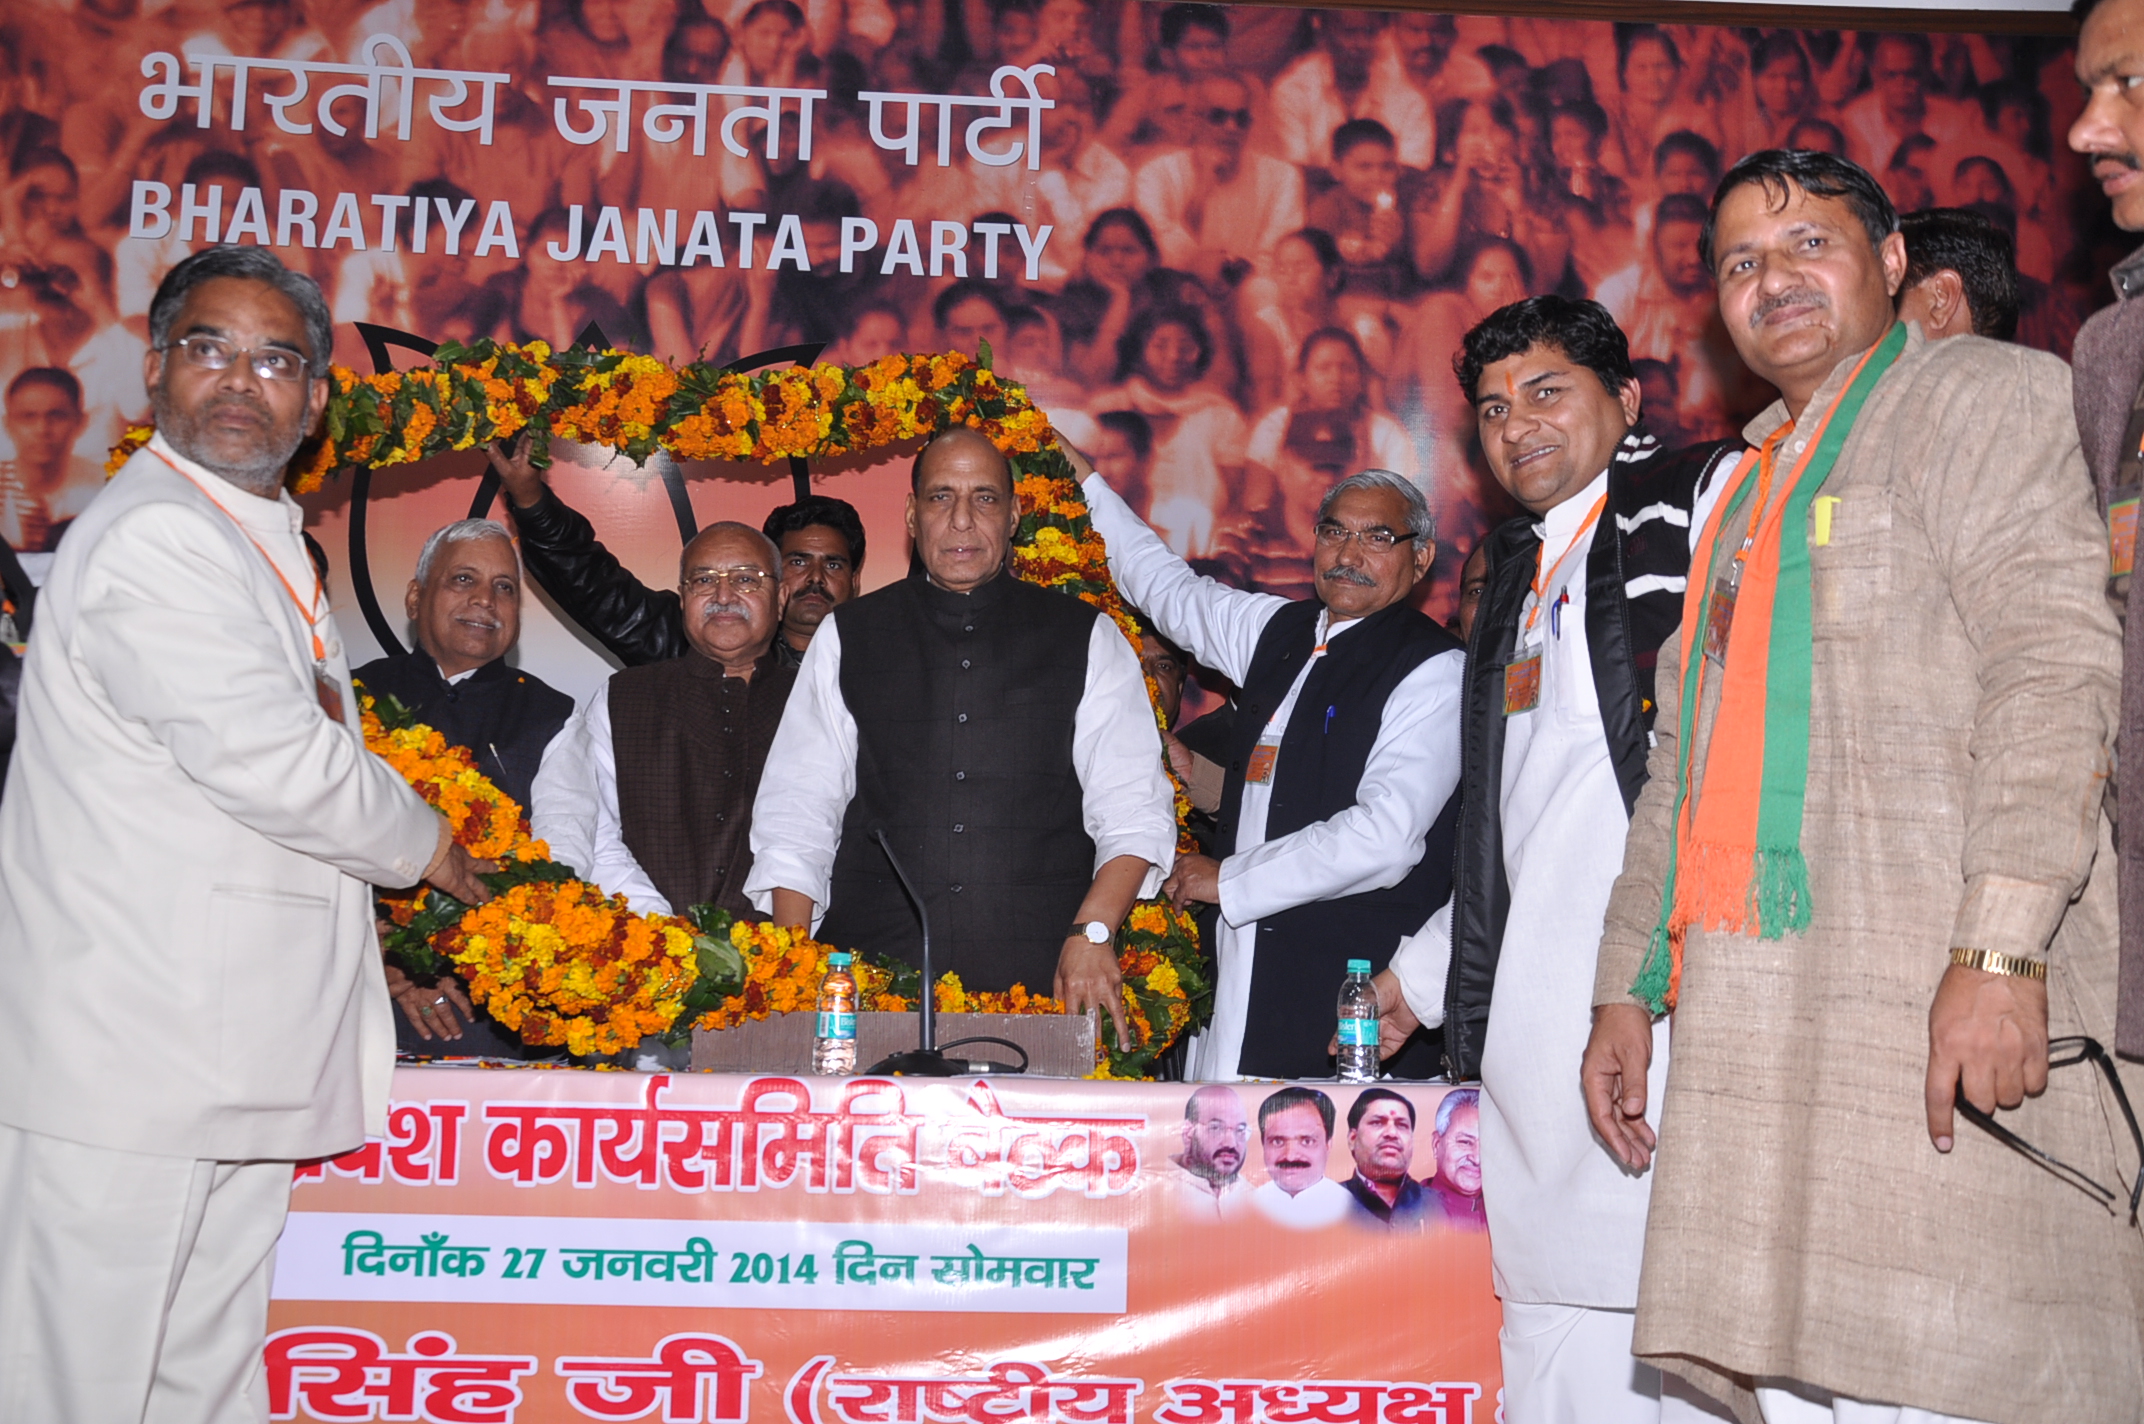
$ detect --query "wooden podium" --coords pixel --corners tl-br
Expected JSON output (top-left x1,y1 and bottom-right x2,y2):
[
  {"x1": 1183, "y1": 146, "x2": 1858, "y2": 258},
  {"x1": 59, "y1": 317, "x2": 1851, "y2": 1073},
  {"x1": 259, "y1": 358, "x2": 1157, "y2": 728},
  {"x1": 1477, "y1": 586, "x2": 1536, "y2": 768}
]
[{"x1": 692, "y1": 1011, "x2": 1097, "y2": 1077}]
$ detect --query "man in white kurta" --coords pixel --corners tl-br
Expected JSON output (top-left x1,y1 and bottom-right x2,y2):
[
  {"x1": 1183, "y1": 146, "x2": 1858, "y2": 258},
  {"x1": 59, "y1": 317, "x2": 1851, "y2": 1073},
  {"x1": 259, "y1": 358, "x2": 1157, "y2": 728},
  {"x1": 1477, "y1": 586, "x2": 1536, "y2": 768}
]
[
  {"x1": 1249, "y1": 1086, "x2": 1356, "y2": 1228},
  {"x1": 0, "y1": 247, "x2": 488, "y2": 1422},
  {"x1": 1082, "y1": 457, "x2": 1463, "y2": 1080},
  {"x1": 1384, "y1": 296, "x2": 1731, "y2": 1423}
]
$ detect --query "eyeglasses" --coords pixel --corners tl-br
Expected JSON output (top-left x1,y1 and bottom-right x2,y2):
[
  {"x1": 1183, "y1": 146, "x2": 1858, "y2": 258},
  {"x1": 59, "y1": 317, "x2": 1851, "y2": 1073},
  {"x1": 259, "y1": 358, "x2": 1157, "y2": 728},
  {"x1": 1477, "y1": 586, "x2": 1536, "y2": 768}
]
[
  {"x1": 160, "y1": 335, "x2": 312, "y2": 382},
  {"x1": 1314, "y1": 522, "x2": 1416, "y2": 553},
  {"x1": 1956, "y1": 1036, "x2": 2143, "y2": 1224},
  {"x1": 685, "y1": 568, "x2": 768, "y2": 594},
  {"x1": 1204, "y1": 107, "x2": 1253, "y2": 130}
]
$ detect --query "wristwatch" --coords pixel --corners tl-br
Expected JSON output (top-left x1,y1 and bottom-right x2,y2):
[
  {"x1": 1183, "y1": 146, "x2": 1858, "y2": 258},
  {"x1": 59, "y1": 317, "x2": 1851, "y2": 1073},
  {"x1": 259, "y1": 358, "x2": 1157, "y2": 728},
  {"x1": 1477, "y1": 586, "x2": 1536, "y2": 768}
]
[
  {"x1": 1949, "y1": 946, "x2": 2048, "y2": 981},
  {"x1": 1071, "y1": 920, "x2": 1112, "y2": 945}
]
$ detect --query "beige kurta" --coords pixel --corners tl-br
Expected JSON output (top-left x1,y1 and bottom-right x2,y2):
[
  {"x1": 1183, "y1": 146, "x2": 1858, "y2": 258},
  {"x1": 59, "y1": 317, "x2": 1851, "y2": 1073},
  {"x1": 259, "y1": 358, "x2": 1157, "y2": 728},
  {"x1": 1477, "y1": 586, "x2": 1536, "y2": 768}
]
[{"x1": 1594, "y1": 327, "x2": 2144, "y2": 1424}]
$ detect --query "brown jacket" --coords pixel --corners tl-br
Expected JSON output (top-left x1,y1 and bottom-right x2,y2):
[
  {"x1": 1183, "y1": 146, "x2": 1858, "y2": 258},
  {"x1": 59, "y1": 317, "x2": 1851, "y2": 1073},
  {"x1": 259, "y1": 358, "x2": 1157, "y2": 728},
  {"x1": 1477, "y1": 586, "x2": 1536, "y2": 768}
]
[
  {"x1": 2071, "y1": 243, "x2": 2144, "y2": 1060},
  {"x1": 1596, "y1": 329, "x2": 2144, "y2": 1423}
]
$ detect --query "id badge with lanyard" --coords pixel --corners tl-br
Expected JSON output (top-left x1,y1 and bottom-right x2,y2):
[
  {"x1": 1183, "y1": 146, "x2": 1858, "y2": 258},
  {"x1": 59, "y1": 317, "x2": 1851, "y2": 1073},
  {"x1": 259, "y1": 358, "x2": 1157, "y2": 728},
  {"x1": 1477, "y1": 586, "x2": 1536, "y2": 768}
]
[
  {"x1": 1249, "y1": 621, "x2": 1347, "y2": 780},
  {"x1": 1704, "y1": 433, "x2": 1786, "y2": 668},
  {"x1": 1505, "y1": 493, "x2": 1607, "y2": 716}
]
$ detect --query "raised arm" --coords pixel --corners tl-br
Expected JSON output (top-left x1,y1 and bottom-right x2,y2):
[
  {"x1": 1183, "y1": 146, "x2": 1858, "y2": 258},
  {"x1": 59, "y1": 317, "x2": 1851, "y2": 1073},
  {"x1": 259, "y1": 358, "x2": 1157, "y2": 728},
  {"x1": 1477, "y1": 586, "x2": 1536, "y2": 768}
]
[
  {"x1": 1075, "y1": 453, "x2": 1286, "y2": 684},
  {"x1": 488, "y1": 436, "x2": 686, "y2": 668}
]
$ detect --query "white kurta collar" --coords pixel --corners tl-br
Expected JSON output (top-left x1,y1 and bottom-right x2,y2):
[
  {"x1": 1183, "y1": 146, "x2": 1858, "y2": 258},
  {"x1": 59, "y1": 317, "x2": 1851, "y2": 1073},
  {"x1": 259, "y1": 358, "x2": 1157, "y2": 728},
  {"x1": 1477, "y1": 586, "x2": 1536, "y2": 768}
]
[
  {"x1": 1533, "y1": 467, "x2": 1611, "y2": 547},
  {"x1": 147, "y1": 431, "x2": 303, "y2": 535}
]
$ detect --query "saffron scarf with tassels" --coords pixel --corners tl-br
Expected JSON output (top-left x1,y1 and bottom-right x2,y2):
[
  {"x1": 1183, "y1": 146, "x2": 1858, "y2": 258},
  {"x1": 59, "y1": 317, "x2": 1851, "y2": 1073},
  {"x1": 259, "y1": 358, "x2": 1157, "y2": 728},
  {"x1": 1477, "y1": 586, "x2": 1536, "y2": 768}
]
[{"x1": 1630, "y1": 322, "x2": 1908, "y2": 1014}]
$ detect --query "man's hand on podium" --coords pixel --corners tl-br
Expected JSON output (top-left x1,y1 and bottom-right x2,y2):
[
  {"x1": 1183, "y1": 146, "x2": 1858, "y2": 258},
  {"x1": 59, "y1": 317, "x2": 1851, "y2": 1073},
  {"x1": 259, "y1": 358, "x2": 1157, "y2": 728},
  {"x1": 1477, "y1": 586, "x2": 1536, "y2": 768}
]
[{"x1": 1057, "y1": 934, "x2": 1130, "y2": 1051}]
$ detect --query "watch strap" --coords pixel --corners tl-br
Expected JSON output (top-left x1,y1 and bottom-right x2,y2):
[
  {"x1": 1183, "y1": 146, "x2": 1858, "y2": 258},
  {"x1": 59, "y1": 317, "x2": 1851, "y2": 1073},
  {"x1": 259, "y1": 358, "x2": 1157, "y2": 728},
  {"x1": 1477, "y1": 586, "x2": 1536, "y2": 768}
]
[{"x1": 1949, "y1": 946, "x2": 2048, "y2": 982}]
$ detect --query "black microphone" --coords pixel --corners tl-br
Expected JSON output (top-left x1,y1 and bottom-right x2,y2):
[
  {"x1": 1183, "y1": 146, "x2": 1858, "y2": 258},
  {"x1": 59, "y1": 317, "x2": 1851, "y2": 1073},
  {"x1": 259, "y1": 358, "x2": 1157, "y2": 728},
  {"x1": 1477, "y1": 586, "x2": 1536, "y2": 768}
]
[{"x1": 862, "y1": 829, "x2": 1026, "y2": 1077}]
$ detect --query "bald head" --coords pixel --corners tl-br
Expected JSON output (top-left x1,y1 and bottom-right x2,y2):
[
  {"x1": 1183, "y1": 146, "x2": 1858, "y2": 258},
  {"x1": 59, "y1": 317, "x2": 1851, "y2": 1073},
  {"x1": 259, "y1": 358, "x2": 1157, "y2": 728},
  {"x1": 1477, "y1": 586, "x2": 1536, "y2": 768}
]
[
  {"x1": 681, "y1": 520, "x2": 780, "y2": 578},
  {"x1": 679, "y1": 521, "x2": 784, "y2": 674},
  {"x1": 906, "y1": 425, "x2": 1018, "y2": 593}
]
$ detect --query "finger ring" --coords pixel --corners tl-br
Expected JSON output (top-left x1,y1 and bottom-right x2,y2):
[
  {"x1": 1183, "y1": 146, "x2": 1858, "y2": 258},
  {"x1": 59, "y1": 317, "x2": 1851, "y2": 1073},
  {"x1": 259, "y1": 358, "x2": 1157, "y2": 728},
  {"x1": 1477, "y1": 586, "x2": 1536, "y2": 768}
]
[
  {"x1": 433, "y1": 995, "x2": 449, "y2": 1005},
  {"x1": 420, "y1": 1004, "x2": 435, "y2": 1015}
]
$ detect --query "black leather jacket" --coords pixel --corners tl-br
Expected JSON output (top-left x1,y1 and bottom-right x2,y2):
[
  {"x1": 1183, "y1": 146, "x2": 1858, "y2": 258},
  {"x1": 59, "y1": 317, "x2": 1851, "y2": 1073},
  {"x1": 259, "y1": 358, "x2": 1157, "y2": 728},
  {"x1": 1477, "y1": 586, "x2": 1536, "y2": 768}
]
[{"x1": 1441, "y1": 436, "x2": 1741, "y2": 1079}]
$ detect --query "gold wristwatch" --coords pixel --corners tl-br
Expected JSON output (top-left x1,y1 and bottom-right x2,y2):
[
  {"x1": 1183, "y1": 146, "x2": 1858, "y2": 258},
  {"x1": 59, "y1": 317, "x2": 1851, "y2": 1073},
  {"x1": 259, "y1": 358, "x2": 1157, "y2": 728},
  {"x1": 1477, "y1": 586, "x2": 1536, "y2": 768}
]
[{"x1": 1949, "y1": 946, "x2": 2048, "y2": 982}]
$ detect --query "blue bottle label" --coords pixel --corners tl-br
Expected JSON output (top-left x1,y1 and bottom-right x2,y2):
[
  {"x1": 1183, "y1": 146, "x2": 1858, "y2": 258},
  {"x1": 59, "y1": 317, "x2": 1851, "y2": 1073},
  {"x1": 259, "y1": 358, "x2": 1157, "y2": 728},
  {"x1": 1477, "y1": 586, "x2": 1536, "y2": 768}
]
[
  {"x1": 817, "y1": 1011, "x2": 856, "y2": 1041},
  {"x1": 1338, "y1": 1017, "x2": 1378, "y2": 1047}
]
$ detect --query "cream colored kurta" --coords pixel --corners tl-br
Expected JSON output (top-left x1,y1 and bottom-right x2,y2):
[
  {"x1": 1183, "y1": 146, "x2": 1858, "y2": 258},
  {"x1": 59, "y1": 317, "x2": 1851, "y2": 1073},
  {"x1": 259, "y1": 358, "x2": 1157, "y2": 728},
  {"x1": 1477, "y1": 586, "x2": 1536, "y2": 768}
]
[
  {"x1": 0, "y1": 437, "x2": 440, "y2": 1162},
  {"x1": 1594, "y1": 330, "x2": 2144, "y2": 1424}
]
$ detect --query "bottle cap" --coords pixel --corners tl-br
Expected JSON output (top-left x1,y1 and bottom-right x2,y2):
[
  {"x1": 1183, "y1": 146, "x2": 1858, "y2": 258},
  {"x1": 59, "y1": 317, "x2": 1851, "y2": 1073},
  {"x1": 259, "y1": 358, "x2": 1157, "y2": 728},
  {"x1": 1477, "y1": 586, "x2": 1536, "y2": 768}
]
[
  {"x1": 1345, "y1": 958, "x2": 1371, "y2": 974},
  {"x1": 829, "y1": 952, "x2": 852, "y2": 966}
]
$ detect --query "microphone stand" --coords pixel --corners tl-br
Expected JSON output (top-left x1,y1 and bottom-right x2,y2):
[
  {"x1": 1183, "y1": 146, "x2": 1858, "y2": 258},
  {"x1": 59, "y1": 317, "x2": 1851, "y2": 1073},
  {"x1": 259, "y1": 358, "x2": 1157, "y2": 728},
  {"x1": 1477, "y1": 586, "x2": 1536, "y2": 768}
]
[{"x1": 862, "y1": 830, "x2": 1025, "y2": 1076}]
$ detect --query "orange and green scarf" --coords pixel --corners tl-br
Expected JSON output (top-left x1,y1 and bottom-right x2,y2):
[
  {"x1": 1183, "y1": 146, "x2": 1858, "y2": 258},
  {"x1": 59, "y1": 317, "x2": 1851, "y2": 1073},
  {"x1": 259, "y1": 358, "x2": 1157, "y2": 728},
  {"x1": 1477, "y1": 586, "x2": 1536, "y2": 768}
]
[{"x1": 1630, "y1": 323, "x2": 1906, "y2": 1014}]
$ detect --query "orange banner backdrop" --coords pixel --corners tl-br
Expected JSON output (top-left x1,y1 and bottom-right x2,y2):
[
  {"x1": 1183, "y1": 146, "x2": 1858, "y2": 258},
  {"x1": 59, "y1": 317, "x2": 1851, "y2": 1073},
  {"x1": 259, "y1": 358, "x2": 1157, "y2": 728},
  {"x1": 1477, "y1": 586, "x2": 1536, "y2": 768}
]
[{"x1": 266, "y1": 1067, "x2": 1498, "y2": 1424}]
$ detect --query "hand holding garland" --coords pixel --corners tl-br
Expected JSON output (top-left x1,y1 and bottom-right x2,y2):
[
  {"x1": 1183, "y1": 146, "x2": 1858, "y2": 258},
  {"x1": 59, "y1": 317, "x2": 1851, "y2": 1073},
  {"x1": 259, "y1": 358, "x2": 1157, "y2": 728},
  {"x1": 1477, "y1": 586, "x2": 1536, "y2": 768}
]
[{"x1": 421, "y1": 819, "x2": 497, "y2": 906}]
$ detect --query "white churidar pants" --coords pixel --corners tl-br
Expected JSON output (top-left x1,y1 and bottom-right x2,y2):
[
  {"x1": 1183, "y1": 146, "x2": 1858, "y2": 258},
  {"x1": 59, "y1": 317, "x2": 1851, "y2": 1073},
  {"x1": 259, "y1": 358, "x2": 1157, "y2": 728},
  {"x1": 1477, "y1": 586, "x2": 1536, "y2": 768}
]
[
  {"x1": 0, "y1": 1119, "x2": 293, "y2": 1423},
  {"x1": 1756, "y1": 1382, "x2": 1994, "y2": 1424},
  {"x1": 1500, "y1": 1301, "x2": 1737, "y2": 1424}
]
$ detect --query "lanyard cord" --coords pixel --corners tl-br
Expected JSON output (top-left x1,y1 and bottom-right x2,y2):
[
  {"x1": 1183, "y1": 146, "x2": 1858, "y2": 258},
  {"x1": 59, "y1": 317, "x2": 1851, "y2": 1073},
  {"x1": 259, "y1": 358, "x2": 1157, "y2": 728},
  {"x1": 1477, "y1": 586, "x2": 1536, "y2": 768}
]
[
  {"x1": 1727, "y1": 425, "x2": 1793, "y2": 575},
  {"x1": 151, "y1": 447, "x2": 328, "y2": 664},
  {"x1": 1523, "y1": 491, "x2": 1609, "y2": 637}
]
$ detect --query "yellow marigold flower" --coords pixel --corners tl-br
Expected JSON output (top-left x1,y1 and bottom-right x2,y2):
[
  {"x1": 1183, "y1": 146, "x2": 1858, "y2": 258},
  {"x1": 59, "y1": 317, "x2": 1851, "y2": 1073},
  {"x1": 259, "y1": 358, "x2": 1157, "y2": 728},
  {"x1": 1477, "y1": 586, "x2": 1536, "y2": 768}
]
[{"x1": 105, "y1": 424, "x2": 157, "y2": 477}]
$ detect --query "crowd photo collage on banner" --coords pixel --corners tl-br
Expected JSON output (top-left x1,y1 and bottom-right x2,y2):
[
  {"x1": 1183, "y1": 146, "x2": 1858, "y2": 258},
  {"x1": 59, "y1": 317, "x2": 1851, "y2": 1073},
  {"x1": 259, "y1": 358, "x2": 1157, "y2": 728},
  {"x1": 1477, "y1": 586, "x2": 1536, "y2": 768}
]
[{"x1": 0, "y1": 0, "x2": 2096, "y2": 706}]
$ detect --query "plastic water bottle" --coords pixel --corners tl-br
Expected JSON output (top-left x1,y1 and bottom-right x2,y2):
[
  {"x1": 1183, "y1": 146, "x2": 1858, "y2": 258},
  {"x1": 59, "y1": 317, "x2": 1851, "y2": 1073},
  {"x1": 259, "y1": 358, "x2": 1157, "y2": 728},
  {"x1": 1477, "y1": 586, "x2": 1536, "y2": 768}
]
[
  {"x1": 811, "y1": 952, "x2": 859, "y2": 1075},
  {"x1": 1336, "y1": 958, "x2": 1379, "y2": 1082}
]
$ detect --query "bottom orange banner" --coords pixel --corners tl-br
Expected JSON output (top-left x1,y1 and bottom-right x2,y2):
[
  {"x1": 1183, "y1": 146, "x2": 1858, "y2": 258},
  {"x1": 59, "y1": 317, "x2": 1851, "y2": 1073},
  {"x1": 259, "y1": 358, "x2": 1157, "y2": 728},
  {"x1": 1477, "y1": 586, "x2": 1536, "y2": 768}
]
[{"x1": 268, "y1": 1068, "x2": 1501, "y2": 1423}]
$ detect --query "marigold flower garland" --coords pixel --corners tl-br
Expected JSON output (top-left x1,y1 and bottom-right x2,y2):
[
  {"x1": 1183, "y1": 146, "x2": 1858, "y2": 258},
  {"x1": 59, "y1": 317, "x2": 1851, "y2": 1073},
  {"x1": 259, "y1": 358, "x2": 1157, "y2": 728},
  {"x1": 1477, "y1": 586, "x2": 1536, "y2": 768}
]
[
  {"x1": 360, "y1": 694, "x2": 710, "y2": 1058},
  {"x1": 693, "y1": 908, "x2": 1208, "y2": 1081},
  {"x1": 134, "y1": 340, "x2": 1223, "y2": 1074}
]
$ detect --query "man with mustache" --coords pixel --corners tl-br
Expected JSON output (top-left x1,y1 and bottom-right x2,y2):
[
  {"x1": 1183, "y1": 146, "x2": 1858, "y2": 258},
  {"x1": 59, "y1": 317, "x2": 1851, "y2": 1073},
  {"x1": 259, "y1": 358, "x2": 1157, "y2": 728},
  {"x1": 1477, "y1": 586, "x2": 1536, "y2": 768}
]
[
  {"x1": 749, "y1": 428, "x2": 1175, "y2": 1024},
  {"x1": 0, "y1": 245, "x2": 491, "y2": 1421},
  {"x1": 487, "y1": 436, "x2": 864, "y2": 670},
  {"x1": 532, "y1": 522, "x2": 795, "y2": 918},
  {"x1": 1581, "y1": 150, "x2": 2141, "y2": 1423},
  {"x1": 2066, "y1": 0, "x2": 2144, "y2": 1069},
  {"x1": 1378, "y1": 295, "x2": 1738, "y2": 1424},
  {"x1": 1172, "y1": 1083, "x2": 1251, "y2": 1221},
  {"x1": 355, "y1": 517, "x2": 574, "y2": 1053},
  {"x1": 1249, "y1": 1086, "x2": 1352, "y2": 1229},
  {"x1": 1082, "y1": 453, "x2": 1462, "y2": 1080}
]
